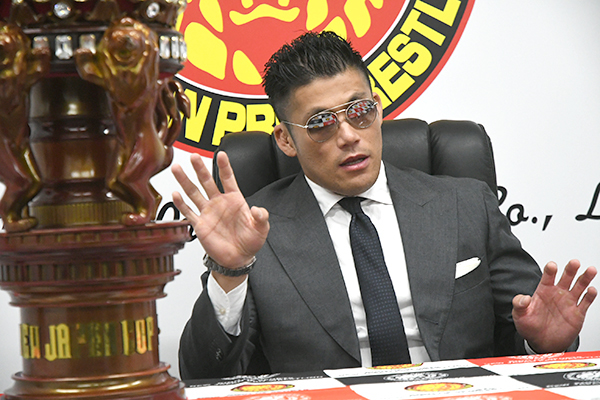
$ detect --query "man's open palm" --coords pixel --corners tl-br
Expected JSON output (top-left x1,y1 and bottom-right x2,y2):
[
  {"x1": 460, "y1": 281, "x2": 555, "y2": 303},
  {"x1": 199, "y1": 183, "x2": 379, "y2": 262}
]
[{"x1": 513, "y1": 259, "x2": 597, "y2": 353}]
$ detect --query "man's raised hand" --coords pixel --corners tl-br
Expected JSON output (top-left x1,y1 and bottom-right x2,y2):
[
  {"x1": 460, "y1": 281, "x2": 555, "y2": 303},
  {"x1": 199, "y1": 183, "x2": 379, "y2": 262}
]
[
  {"x1": 171, "y1": 152, "x2": 269, "y2": 289},
  {"x1": 513, "y1": 259, "x2": 597, "y2": 353}
]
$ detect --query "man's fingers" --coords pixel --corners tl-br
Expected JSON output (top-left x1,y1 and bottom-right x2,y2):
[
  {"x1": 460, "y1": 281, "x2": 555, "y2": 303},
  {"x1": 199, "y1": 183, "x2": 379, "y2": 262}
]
[
  {"x1": 578, "y1": 286, "x2": 598, "y2": 312},
  {"x1": 190, "y1": 153, "x2": 221, "y2": 200},
  {"x1": 570, "y1": 266, "x2": 598, "y2": 300},
  {"x1": 512, "y1": 294, "x2": 532, "y2": 314},
  {"x1": 250, "y1": 206, "x2": 270, "y2": 230},
  {"x1": 556, "y1": 259, "x2": 581, "y2": 290},
  {"x1": 172, "y1": 191, "x2": 199, "y2": 225},
  {"x1": 171, "y1": 163, "x2": 208, "y2": 209},
  {"x1": 539, "y1": 261, "x2": 559, "y2": 287},
  {"x1": 216, "y1": 152, "x2": 242, "y2": 194}
]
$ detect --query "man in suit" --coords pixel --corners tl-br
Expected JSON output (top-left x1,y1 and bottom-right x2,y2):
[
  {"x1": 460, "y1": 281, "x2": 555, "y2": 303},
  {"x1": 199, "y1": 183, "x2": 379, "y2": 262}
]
[{"x1": 171, "y1": 32, "x2": 597, "y2": 379}]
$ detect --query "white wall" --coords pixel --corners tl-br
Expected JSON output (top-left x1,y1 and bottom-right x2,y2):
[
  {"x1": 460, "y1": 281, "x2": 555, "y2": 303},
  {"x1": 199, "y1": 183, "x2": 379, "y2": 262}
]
[{"x1": 1, "y1": 1, "x2": 599, "y2": 392}]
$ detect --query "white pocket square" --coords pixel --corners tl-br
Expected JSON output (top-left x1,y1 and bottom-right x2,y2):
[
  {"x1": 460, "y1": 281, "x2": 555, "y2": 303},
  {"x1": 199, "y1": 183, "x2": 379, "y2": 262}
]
[{"x1": 455, "y1": 257, "x2": 481, "y2": 279}]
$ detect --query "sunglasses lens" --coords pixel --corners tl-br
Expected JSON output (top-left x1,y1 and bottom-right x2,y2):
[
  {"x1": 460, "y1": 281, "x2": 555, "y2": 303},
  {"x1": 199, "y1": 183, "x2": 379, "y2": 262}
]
[
  {"x1": 346, "y1": 100, "x2": 377, "y2": 128},
  {"x1": 307, "y1": 113, "x2": 338, "y2": 142},
  {"x1": 305, "y1": 99, "x2": 377, "y2": 142}
]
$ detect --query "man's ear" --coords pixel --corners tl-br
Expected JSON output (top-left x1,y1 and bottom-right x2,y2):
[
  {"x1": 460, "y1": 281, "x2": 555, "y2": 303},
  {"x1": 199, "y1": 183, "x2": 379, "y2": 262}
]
[
  {"x1": 373, "y1": 92, "x2": 383, "y2": 122},
  {"x1": 273, "y1": 123, "x2": 297, "y2": 157}
]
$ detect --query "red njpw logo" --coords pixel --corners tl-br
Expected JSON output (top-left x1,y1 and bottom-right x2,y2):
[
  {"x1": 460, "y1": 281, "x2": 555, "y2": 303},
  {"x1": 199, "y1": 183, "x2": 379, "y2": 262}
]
[
  {"x1": 178, "y1": 0, "x2": 406, "y2": 96},
  {"x1": 175, "y1": 0, "x2": 474, "y2": 156}
]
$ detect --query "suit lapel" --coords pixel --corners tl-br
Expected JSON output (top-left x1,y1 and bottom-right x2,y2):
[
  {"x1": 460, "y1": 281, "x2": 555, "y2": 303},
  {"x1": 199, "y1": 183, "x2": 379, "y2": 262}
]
[
  {"x1": 262, "y1": 167, "x2": 459, "y2": 363},
  {"x1": 265, "y1": 175, "x2": 361, "y2": 362},
  {"x1": 386, "y1": 165, "x2": 458, "y2": 361}
]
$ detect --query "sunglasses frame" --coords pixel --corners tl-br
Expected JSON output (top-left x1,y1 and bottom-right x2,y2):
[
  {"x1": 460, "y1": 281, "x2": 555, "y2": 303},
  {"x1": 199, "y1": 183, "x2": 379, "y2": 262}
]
[{"x1": 283, "y1": 99, "x2": 379, "y2": 143}]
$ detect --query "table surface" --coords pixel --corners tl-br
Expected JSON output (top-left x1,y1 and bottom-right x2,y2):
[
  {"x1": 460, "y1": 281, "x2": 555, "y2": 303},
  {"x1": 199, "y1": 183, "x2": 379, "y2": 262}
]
[{"x1": 183, "y1": 351, "x2": 600, "y2": 400}]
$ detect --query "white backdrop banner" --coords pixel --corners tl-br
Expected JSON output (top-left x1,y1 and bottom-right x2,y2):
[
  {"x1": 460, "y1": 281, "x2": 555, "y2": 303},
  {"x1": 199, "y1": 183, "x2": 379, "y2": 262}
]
[{"x1": 1, "y1": 0, "x2": 599, "y2": 391}]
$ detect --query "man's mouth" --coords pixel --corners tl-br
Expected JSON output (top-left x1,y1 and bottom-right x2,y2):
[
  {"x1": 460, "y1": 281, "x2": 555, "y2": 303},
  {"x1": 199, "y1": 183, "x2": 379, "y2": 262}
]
[{"x1": 341, "y1": 155, "x2": 367, "y2": 167}]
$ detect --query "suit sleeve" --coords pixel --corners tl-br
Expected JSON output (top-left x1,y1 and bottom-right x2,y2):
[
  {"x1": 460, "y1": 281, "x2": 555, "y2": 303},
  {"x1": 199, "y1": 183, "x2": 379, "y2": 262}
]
[{"x1": 178, "y1": 272, "x2": 268, "y2": 379}]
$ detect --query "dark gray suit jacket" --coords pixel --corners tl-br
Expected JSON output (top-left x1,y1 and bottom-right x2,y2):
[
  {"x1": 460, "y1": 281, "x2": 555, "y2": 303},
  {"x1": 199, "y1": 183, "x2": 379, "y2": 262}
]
[{"x1": 179, "y1": 164, "x2": 551, "y2": 379}]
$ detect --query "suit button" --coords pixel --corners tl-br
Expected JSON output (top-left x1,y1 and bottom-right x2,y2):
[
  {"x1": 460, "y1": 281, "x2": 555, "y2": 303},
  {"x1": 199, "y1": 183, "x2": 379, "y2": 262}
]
[{"x1": 215, "y1": 348, "x2": 224, "y2": 361}]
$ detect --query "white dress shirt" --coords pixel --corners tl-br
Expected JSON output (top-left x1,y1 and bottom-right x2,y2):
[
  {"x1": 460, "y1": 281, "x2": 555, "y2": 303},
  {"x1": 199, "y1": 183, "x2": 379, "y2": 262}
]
[{"x1": 207, "y1": 162, "x2": 431, "y2": 365}]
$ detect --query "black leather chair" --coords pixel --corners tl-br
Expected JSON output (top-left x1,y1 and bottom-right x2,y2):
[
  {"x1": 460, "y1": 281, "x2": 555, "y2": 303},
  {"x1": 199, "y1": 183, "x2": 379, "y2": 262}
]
[{"x1": 213, "y1": 119, "x2": 498, "y2": 198}]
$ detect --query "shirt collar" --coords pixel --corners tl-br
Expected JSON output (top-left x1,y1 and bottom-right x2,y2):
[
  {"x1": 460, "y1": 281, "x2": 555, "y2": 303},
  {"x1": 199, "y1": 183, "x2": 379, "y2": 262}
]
[{"x1": 306, "y1": 161, "x2": 393, "y2": 216}]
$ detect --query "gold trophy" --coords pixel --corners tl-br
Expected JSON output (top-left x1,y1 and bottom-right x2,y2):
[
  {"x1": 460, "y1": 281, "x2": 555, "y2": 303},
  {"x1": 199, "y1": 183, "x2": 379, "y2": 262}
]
[{"x1": 0, "y1": 1, "x2": 191, "y2": 399}]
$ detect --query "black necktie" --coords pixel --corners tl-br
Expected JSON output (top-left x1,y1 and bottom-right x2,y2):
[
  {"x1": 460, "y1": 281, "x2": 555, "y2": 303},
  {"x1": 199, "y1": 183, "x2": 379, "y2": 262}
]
[{"x1": 338, "y1": 197, "x2": 411, "y2": 366}]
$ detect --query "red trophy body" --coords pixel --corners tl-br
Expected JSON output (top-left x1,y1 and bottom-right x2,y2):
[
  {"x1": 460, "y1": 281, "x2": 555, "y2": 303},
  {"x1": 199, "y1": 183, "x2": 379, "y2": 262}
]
[{"x1": 0, "y1": 1, "x2": 191, "y2": 399}]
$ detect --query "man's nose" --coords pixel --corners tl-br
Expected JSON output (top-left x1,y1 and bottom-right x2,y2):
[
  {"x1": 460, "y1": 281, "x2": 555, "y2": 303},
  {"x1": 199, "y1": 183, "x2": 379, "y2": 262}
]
[{"x1": 336, "y1": 112, "x2": 360, "y2": 143}]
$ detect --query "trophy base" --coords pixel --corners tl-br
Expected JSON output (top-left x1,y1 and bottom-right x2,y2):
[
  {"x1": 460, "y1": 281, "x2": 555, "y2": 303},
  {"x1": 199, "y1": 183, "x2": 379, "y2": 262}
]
[
  {"x1": 0, "y1": 221, "x2": 190, "y2": 400},
  {"x1": 2, "y1": 363, "x2": 185, "y2": 400}
]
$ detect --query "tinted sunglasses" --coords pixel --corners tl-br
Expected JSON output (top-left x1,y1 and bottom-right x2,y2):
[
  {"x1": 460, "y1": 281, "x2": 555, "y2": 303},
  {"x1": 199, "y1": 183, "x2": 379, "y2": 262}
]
[{"x1": 283, "y1": 99, "x2": 378, "y2": 143}]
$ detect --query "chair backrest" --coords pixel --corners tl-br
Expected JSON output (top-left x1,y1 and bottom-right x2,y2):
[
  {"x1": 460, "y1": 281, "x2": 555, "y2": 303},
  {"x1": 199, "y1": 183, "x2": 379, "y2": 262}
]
[{"x1": 214, "y1": 119, "x2": 498, "y2": 198}]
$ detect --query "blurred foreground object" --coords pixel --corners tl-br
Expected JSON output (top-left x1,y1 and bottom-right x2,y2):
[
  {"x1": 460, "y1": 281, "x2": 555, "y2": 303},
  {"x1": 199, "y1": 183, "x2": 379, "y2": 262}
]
[{"x1": 0, "y1": 1, "x2": 190, "y2": 399}]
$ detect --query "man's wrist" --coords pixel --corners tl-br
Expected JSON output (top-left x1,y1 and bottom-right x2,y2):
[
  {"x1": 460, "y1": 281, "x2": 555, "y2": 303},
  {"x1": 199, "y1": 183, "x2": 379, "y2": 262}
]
[{"x1": 203, "y1": 254, "x2": 256, "y2": 277}]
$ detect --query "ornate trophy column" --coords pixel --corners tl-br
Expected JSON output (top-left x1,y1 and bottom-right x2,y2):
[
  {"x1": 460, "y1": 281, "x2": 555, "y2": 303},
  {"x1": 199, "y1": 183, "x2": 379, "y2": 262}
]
[{"x1": 0, "y1": 1, "x2": 191, "y2": 399}]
